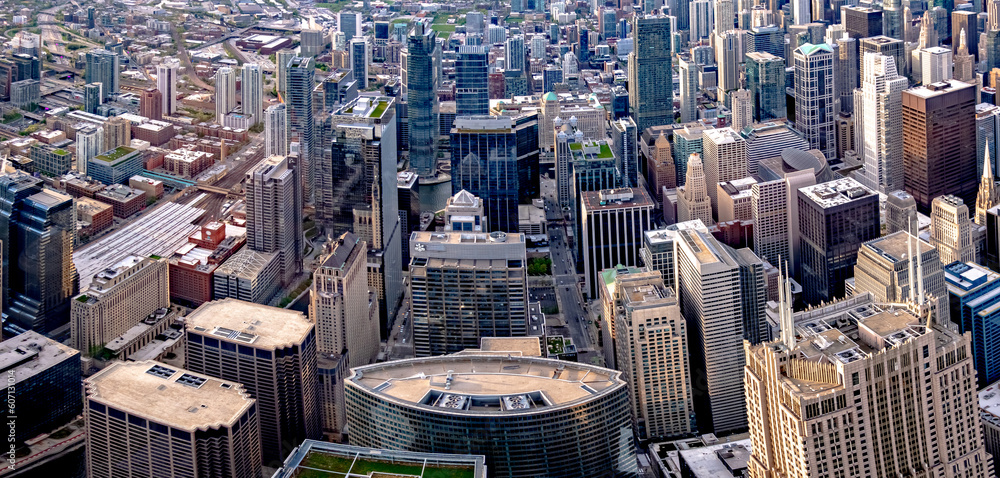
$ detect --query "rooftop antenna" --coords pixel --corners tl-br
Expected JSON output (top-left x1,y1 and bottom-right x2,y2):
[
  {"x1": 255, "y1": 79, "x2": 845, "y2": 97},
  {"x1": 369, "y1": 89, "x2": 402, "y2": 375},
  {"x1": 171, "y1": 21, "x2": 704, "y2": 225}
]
[
  {"x1": 779, "y1": 257, "x2": 795, "y2": 350},
  {"x1": 907, "y1": 223, "x2": 916, "y2": 303}
]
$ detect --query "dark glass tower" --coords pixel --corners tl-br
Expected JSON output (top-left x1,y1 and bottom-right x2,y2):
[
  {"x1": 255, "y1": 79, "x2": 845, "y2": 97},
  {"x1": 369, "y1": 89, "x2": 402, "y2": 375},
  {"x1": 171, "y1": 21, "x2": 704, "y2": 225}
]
[
  {"x1": 455, "y1": 45, "x2": 489, "y2": 116},
  {"x1": 404, "y1": 23, "x2": 440, "y2": 177},
  {"x1": 286, "y1": 56, "x2": 314, "y2": 200}
]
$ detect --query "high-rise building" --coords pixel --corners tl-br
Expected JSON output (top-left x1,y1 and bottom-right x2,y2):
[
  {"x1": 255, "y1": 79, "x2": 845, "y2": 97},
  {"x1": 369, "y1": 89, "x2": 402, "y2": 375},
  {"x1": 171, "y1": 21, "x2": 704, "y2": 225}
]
[
  {"x1": 455, "y1": 45, "x2": 489, "y2": 116},
  {"x1": 185, "y1": 299, "x2": 320, "y2": 465},
  {"x1": 947, "y1": 261, "x2": 1000, "y2": 387},
  {"x1": 731, "y1": 89, "x2": 754, "y2": 132},
  {"x1": 859, "y1": 36, "x2": 906, "y2": 82},
  {"x1": 798, "y1": 178, "x2": 880, "y2": 305},
  {"x1": 310, "y1": 232, "x2": 378, "y2": 436},
  {"x1": 919, "y1": 46, "x2": 953, "y2": 85},
  {"x1": 702, "y1": 128, "x2": 748, "y2": 216},
  {"x1": 835, "y1": 35, "x2": 860, "y2": 115},
  {"x1": 300, "y1": 29, "x2": 327, "y2": 57},
  {"x1": 677, "y1": 153, "x2": 713, "y2": 225},
  {"x1": 450, "y1": 115, "x2": 539, "y2": 233},
  {"x1": 408, "y1": 229, "x2": 528, "y2": 356},
  {"x1": 75, "y1": 126, "x2": 103, "y2": 176},
  {"x1": 246, "y1": 155, "x2": 303, "y2": 288},
  {"x1": 345, "y1": 355, "x2": 639, "y2": 478},
  {"x1": 611, "y1": 117, "x2": 639, "y2": 188},
  {"x1": 1, "y1": 180, "x2": 76, "y2": 335},
  {"x1": 286, "y1": 57, "x2": 314, "y2": 200},
  {"x1": 715, "y1": 29, "x2": 746, "y2": 104},
  {"x1": 349, "y1": 38, "x2": 368, "y2": 90},
  {"x1": 903, "y1": 80, "x2": 978, "y2": 210},
  {"x1": 745, "y1": 308, "x2": 991, "y2": 478},
  {"x1": 953, "y1": 10, "x2": 978, "y2": 61},
  {"x1": 241, "y1": 63, "x2": 263, "y2": 124},
  {"x1": 404, "y1": 23, "x2": 440, "y2": 177},
  {"x1": 580, "y1": 188, "x2": 655, "y2": 299},
  {"x1": 979, "y1": 146, "x2": 1000, "y2": 226},
  {"x1": 103, "y1": 116, "x2": 131, "y2": 151},
  {"x1": 215, "y1": 66, "x2": 237, "y2": 124},
  {"x1": 610, "y1": 268, "x2": 693, "y2": 440},
  {"x1": 264, "y1": 104, "x2": 287, "y2": 158},
  {"x1": 853, "y1": 232, "x2": 948, "y2": 321},
  {"x1": 859, "y1": 53, "x2": 907, "y2": 194},
  {"x1": 85, "y1": 360, "x2": 262, "y2": 478},
  {"x1": 930, "y1": 195, "x2": 977, "y2": 265},
  {"x1": 139, "y1": 87, "x2": 162, "y2": 120},
  {"x1": 843, "y1": 5, "x2": 884, "y2": 39},
  {"x1": 955, "y1": 28, "x2": 976, "y2": 82},
  {"x1": 338, "y1": 12, "x2": 360, "y2": 42},
  {"x1": 678, "y1": 59, "x2": 698, "y2": 124},
  {"x1": 0, "y1": 331, "x2": 80, "y2": 447},
  {"x1": 505, "y1": 35, "x2": 525, "y2": 72},
  {"x1": 794, "y1": 43, "x2": 837, "y2": 159},
  {"x1": 274, "y1": 49, "x2": 296, "y2": 97},
  {"x1": 675, "y1": 228, "x2": 766, "y2": 434},
  {"x1": 751, "y1": 155, "x2": 821, "y2": 275},
  {"x1": 156, "y1": 60, "x2": 178, "y2": 115},
  {"x1": 628, "y1": 14, "x2": 673, "y2": 133},
  {"x1": 85, "y1": 49, "x2": 119, "y2": 101},
  {"x1": 71, "y1": 255, "x2": 169, "y2": 355},
  {"x1": 83, "y1": 82, "x2": 101, "y2": 114},
  {"x1": 745, "y1": 52, "x2": 786, "y2": 122},
  {"x1": 886, "y1": 189, "x2": 919, "y2": 235}
]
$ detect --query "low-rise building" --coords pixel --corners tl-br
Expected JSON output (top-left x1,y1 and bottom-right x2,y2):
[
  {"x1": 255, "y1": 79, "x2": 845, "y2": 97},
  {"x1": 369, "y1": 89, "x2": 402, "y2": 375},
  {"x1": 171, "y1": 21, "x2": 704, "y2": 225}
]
[
  {"x1": 163, "y1": 148, "x2": 214, "y2": 178},
  {"x1": 76, "y1": 196, "x2": 113, "y2": 238},
  {"x1": 212, "y1": 248, "x2": 280, "y2": 305},
  {"x1": 128, "y1": 175, "x2": 163, "y2": 199},
  {"x1": 88, "y1": 146, "x2": 144, "y2": 185},
  {"x1": 95, "y1": 184, "x2": 146, "y2": 218}
]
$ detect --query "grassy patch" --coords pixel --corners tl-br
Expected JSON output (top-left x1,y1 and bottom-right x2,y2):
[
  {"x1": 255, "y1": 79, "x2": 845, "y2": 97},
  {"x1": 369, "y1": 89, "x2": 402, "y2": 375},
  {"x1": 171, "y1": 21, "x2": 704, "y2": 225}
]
[
  {"x1": 94, "y1": 146, "x2": 135, "y2": 163},
  {"x1": 547, "y1": 336, "x2": 564, "y2": 355},
  {"x1": 299, "y1": 451, "x2": 476, "y2": 478},
  {"x1": 315, "y1": 0, "x2": 353, "y2": 11},
  {"x1": 2, "y1": 112, "x2": 21, "y2": 124},
  {"x1": 528, "y1": 257, "x2": 551, "y2": 275},
  {"x1": 430, "y1": 24, "x2": 456, "y2": 32},
  {"x1": 598, "y1": 143, "x2": 612, "y2": 158},
  {"x1": 370, "y1": 100, "x2": 388, "y2": 117},
  {"x1": 67, "y1": 43, "x2": 86, "y2": 51}
]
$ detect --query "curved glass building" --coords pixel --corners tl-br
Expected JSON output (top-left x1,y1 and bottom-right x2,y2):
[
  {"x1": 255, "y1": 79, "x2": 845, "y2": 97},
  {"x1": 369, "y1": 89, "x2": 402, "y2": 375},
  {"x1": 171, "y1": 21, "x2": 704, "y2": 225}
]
[{"x1": 345, "y1": 355, "x2": 638, "y2": 478}]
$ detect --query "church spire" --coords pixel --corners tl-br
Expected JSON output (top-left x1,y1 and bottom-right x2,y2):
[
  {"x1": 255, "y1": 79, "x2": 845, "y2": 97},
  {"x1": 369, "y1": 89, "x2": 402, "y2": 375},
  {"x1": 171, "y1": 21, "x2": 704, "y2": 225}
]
[{"x1": 976, "y1": 141, "x2": 999, "y2": 225}]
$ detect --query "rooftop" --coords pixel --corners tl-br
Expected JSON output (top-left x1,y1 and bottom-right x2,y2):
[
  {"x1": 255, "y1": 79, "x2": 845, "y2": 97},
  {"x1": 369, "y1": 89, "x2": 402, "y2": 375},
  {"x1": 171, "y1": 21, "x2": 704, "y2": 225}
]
[
  {"x1": 905, "y1": 79, "x2": 973, "y2": 98},
  {"x1": 0, "y1": 331, "x2": 78, "y2": 385},
  {"x1": 980, "y1": 380, "x2": 1000, "y2": 421},
  {"x1": 274, "y1": 441, "x2": 486, "y2": 478},
  {"x1": 478, "y1": 337, "x2": 542, "y2": 357},
  {"x1": 349, "y1": 355, "x2": 625, "y2": 413},
  {"x1": 320, "y1": 232, "x2": 364, "y2": 270},
  {"x1": 94, "y1": 146, "x2": 138, "y2": 165},
  {"x1": 85, "y1": 360, "x2": 254, "y2": 431},
  {"x1": 581, "y1": 188, "x2": 655, "y2": 211},
  {"x1": 799, "y1": 177, "x2": 875, "y2": 208},
  {"x1": 861, "y1": 231, "x2": 934, "y2": 264},
  {"x1": 643, "y1": 220, "x2": 710, "y2": 245},
  {"x1": 214, "y1": 247, "x2": 278, "y2": 280},
  {"x1": 186, "y1": 298, "x2": 313, "y2": 350}
]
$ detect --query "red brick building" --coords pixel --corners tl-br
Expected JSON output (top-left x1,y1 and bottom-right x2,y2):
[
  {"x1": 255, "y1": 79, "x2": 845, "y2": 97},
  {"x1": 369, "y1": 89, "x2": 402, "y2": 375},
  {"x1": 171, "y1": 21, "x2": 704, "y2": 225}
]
[
  {"x1": 168, "y1": 223, "x2": 244, "y2": 307},
  {"x1": 76, "y1": 197, "x2": 113, "y2": 238},
  {"x1": 140, "y1": 88, "x2": 163, "y2": 120},
  {"x1": 95, "y1": 184, "x2": 147, "y2": 218}
]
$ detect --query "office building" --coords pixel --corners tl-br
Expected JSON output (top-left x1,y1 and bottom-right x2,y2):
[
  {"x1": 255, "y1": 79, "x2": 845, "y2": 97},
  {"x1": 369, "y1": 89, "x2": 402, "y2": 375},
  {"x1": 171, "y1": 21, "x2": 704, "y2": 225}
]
[
  {"x1": 29, "y1": 143, "x2": 72, "y2": 177},
  {"x1": 639, "y1": 220, "x2": 710, "y2": 293},
  {"x1": 930, "y1": 195, "x2": 977, "y2": 265},
  {"x1": 246, "y1": 155, "x2": 302, "y2": 288},
  {"x1": 751, "y1": 153, "x2": 821, "y2": 276},
  {"x1": 0, "y1": 331, "x2": 80, "y2": 446},
  {"x1": 84, "y1": 49, "x2": 119, "y2": 100},
  {"x1": 139, "y1": 88, "x2": 162, "y2": 120},
  {"x1": 450, "y1": 115, "x2": 539, "y2": 233},
  {"x1": 843, "y1": 5, "x2": 884, "y2": 39},
  {"x1": 88, "y1": 146, "x2": 143, "y2": 185},
  {"x1": 286, "y1": 57, "x2": 314, "y2": 201},
  {"x1": 85, "y1": 360, "x2": 262, "y2": 478},
  {"x1": 408, "y1": 230, "x2": 528, "y2": 356},
  {"x1": 71, "y1": 255, "x2": 169, "y2": 355},
  {"x1": 212, "y1": 249, "x2": 280, "y2": 305},
  {"x1": 345, "y1": 355, "x2": 638, "y2": 478},
  {"x1": 215, "y1": 66, "x2": 237, "y2": 125},
  {"x1": 2, "y1": 181, "x2": 76, "y2": 335},
  {"x1": 404, "y1": 23, "x2": 440, "y2": 177},
  {"x1": 675, "y1": 228, "x2": 767, "y2": 434},
  {"x1": 741, "y1": 121, "x2": 810, "y2": 176},
  {"x1": 835, "y1": 35, "x2": 860, "y2": 115},
  {"x1": 886, "y1": 189, "x2": 919, "y2": 235},
  {"x1": 505, "y1": 35, "x2": 525, "y2": 73},
  {"x1": 338, "y1": 12, "x2": 360, "y2": 41},
  {"x1": 611, "y1": 269, "x2": 693, "y2": 440},
  {"x1": 75, "y1": 126, "x2": 103, "y2": 176},
  {"x1": 947, "y1": 262, "x2": 1000, "y2": 387},
  {"x1": 860, "y1": 36, "x2": 906, "y2": 80},
  {"x1": 185, "y1": 299, "x2": 320, "y2": 465},
  {"x1": 103, "y1": 116, "x2": 131, "y2": 151},
  {"x1": 275, "y1": 49, "x2": 295, "y2": 96},
  {"x1": 794, "y1": 43, "x2": 837, "y2": 159},
  {"x1": 702, "y1": 128, "x2": 748, "y2": 216},
  {"x1": 629, "y1": 14, "x2": 673, "y2": 133},
  {"x1": 731, "y1": 89, "x2": 754, "y2": 132},
  {"x1": 953, "y1": 10, "x2": 978, "y2": 61},
  {"x1": 979, "y1": 147, "x2": 1000, "y2": 226},
  {"x1": 678, "y1": 59, "x2": 698, "y2": 124},
  {"x1": 300, "y1": 29, "x2": 327, "y2": 57},
  {"x1": 798, "y1": 178, "x2": 880, "y2": 305},
  {"x1": 920, "y1": 46, "x2": 953, "y2": 85},
  {"x1": 978, "y1": 381, "x2": 1000, "y2": 471},
  {"x1": 853, "y1": 232, "x2": 948, "y2": 323},
  {"x1": 677, "y1": 153, "x2": 713, "y2": 226},
  {"x1": 83, "y1": 82, "x2": 101, "y2": 114},
  {"x1": 673, "y1": 124, "x2": 712, "y2": 185},
  {"x1": 859, "y1": 53, "x2": 906, "y2": 194},
  {"x1": 349, "y1": 38, "x2": 368, "y2": 90},
  {"x1": 156, "y1": 60, "x2": 178, "y2": 115},
  {"x1": 580, "y1": 188, "x2": 655, "y2": 299},
  {"x1": 745, "y1": 52, "x2": 786, "y2": 122},
  {"x1": 644, "y1": 133, "x2": 676, "y2": 197},
  {"x1": 611, "y1": 118, "x2": 639, "y2": 188},
  {"x1": 745, "y1": 308, "x2": 991, "y2": 478},
  {"x1": 455, "y1": 46, "x2": 489, "y2": 116},
  {"x1": 264, "y1": 104, "x2": 287, "y2": 158},
  {"x1": 274, "y1": 441, "x2": 486, "y2": 478},
  {"x1": 955, "y1": 29, "x2": 976, "y2": 82},
  {"x1": 241, "y1": 63, "x2": 263, "y2": 124}
]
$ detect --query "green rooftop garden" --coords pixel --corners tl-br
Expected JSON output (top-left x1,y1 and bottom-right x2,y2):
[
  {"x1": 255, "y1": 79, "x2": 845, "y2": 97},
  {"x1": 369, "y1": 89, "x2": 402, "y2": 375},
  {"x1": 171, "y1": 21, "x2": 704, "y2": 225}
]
[
  {"x1": 76, "y1": 294, "x2": 89, "y2": 303},
  {"x1": 95, "y1": 146, "x2": 136, "y2": 164},
  {"x1": 598, "y1": 143, "x2": 612, "y2": 158},
  {"x1": 547, "y1": 336, "x2": 564, "y2": 355},
  {"x1": 370, "y1": 101, "x2": 389, "y2": 118},
  {"x1": 568, "y1": 142, "x2": 582, "y2": 150},
  {"x1": 297, "y1": 451, "x2": 476, "y2": 478},
  {"x1": 53, "y1": 149, "x2": 69, "y2": 156}
]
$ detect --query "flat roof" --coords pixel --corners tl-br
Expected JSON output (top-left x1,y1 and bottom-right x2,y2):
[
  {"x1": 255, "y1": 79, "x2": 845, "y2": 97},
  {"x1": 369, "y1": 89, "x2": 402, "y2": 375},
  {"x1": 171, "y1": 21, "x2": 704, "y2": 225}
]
[
  {"x1": 581, "y1": 187, "x2": 655, "y2": 211},
  {"x1": 27, "y1": 189, "x2": 71, "y2": 208},
  {"x1": 85, "y1": 360, "x2": 254, "y2": 431},
  {"x1": 905, "y1": 79, "x2": 973, "y2": 98},
  {"x1": 980, "y1": 380, "x2": 1000, "y2": 420},
  {"x1": 861, "y1": 231, "x2": 934, "y2": 263},
  {"x1": 0, "y1": 331, "x2": 78, "y2": 385},
  {"x1": 799, "y1": 177, "x2": 875, "y2": 208},
  {"x1": 186, "y1": 298, "x2": 313, "y2": 350},
  {"x1": 275, "y1": 441, "x2": 486, "y2": 478},
  {"x1": 349, "y1": 355, "x2": 625, "y2": 412},
  {"x1": 478, "y1": 337, "x2": 542, "y2": 357},
  {"x1": 678, "y1": 440, "x2": 752, "y2": 478}
]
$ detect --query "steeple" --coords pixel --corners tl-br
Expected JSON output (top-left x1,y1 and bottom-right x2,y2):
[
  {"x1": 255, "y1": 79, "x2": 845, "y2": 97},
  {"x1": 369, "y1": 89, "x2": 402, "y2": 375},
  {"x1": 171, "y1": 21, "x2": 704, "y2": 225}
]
[
  {"x1": 959, "y1": 27, "x2": 969, "y2": 55},
  {"x1": 977, "y1": 141, "x2": 999, "y2": 225}
]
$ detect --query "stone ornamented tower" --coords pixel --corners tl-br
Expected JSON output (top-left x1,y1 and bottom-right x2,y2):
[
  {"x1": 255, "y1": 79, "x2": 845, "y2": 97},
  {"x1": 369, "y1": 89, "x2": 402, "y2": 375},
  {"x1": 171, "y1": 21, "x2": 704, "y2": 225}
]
[
  {"x1": 977, "y1": 142, "x2": 999, "y2": 225},
  {"x1": 677, "y1": 153, "x2": 713, "y2": 226}
]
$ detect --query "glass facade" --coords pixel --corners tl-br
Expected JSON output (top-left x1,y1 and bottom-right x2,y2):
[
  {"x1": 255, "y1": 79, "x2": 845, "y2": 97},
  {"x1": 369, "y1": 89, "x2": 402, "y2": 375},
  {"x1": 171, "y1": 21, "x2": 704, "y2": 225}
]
[
  {"x1": 455, "y1": 46, "x2": 489, "y2": 116},
  {"x1": 746, "y1": 52, "x2": 786, "y2": 122},
  {"x1": 405, "y1": 25, "x2": 440, "y2": 176}
]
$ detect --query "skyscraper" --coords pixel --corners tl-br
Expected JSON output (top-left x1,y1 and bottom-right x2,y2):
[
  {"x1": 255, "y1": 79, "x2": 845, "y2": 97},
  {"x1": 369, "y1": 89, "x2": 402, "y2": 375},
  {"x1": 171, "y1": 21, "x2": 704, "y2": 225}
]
[
  {"x1": 156, "y1": 60, "x2": 178, "y2": 115},
  {"x1": 628, "y1": 14, "x2": 673, "y2": 132},
  {"x1": 264, "y1": 104, "x2": 287, "y2": 158},
  {"x1": 611, "y1": 117, "x2": 638, "y2": 187},
  {"x1": 853, "y1": 232, "x2": 947, "y2": 320},
  {"x1": 859, "y1": 36, "x2": 906, "y2": 81},
  {"x1": 703, "y1": 128, "x2": 748, "y2": 217},
  {"x1": 930, "y1": 194, "x2": 977, "y2": 265},
  {"x1": 139, "y1": 87, "x2": 162, "y2": 120},
  {"x1": 675, "y1": 228, "x2": 766, "y2": 434},
  {"x1": 215, "y1": 66, "x2": 237, "y2": 125},
  {"x1": 798, "y1": 178, "x2": 880, "y2": 305},
  {"x1": 83, "y1": 83, "x2": 101, "y2": 114},
  {"x1": 404, "y1": 23, "x2": 440, "y2": 177},
  {"x1": 794, "y1": 43, "x2": 836, "y2": 159},
  {"x1": 955, "y1": 28, "x2": 976, "y2": 82},
  {"x1": 349, "y1": 38, "x2": 368, "y2": 89},
  {"x1": 75, "y1": 126, "x2": 103, "y2": 176},
  {"x1": 241, "y1": 63, "x2": 263, "y2": 124},
  {"x1": 953, "y1": 10, "x2": 978, "y2": 61},
  {"x1": 980, "y1": 147, "x2": 1000, "y2": 226},
  {"x1": 730, "y1": 89, "x2": 753, "y2": 132},
  {"x1": 1, "y1": 331, "x2": 80, "y2": 447},
  {"x1": 886, "y1": 189, "x2": 919, "y2": 235},
  {"x1": 678, "y1": 59, "x2": 698, "y2": 124},
  {"x1": 580, "y1": 188, "x2": 655, "y2": 298},
  {"x1": 842, "y1": 5, "x2": 884, "y2": 38},
  {"x1": 859, "y1": 53, "x2": 906, "y2": 194},
  {"x1": 246, "y1": 155, "x2": 303, "y2": 288},
  {"x1": 286, "y1": 57, "x2": 314, "y2": 200},
  {"x1": 185, "y1": 299, "x2": 320, "y2": 466},
  {"x1": 84, "y1": 49, "x2": 119, "y2": 101},
  {"x1": 902, "y1": 79, "x2": 978, "y2": 210},
  {"x1": 338, "y1": 12, "x2": 360, "y2": 42},
  {"x1": 919, "y1": 46, "x2": 953, "y2": 85},
  {"x1": 408, "y1": 230, "x2": 529, "y2": 356},
  {"x1": 85, "y1": 361, "x2": 262, "y2": 478},
  {"x1": 677, "y1": 153, "x2": 713, "y2": 225},
  {"x1": 835, "y1": 35, "x2": 860, "y2": 115},
  {"x1": 745, "y1": 52, "x2": 786, "y2": 122},
  {"x1": 610, "y1": 268, "x2": 693, "y2": 440},
  {"x1": 505, "y1": 35, "x2": 525, "y2": 72},
  {"x1": 455, "y1": 45, "x2": 489, "y2": 116},
  {"x1": 275, "y1": 49, "x2": 295, "y2": 97},
  {"x1": 745, "y1": 308, "x2": 991, "y2": 478}
]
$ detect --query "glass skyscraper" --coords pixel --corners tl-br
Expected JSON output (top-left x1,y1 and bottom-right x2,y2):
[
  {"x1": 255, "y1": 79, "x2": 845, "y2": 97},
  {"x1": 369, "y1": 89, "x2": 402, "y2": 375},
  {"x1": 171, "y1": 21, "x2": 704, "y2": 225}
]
[
  {"x1": 628, "y1": 14, "x2": 673, "y2": 133},
  {"x1": 286, "y1": 57, "x2": 314, "y2": 200},
  {"x1": 404, "y1": 23, "x2": 439, "y2": 177},
  {"x1": 745, "y1": 51, "x2": 786, "y2": 122},
  {"x1": 455, "y1": 45, "x2": 489, "y2": 116}
]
